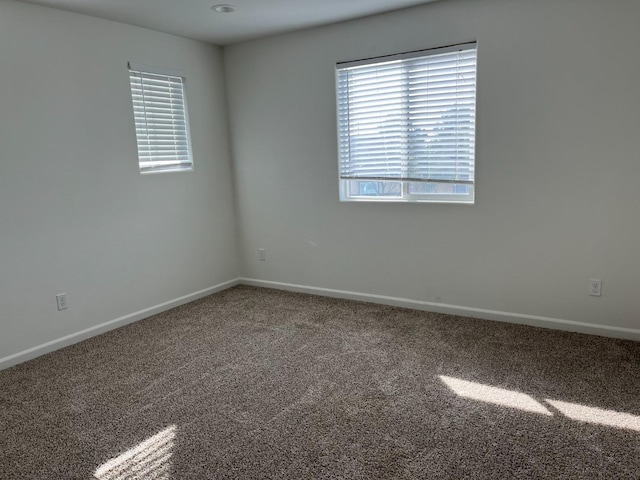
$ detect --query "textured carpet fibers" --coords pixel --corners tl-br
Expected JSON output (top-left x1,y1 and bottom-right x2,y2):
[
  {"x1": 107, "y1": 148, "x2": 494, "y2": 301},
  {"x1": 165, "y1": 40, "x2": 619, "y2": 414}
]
[{"x1": 1, "y1": 286, "x2": 639, "y2": 479}]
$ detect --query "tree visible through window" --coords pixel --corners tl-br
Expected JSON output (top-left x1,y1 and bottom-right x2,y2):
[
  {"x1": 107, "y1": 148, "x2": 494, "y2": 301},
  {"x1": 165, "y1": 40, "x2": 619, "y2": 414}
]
[{"x1": 336, "y1": 43, "x2": 477, "y2": 203}]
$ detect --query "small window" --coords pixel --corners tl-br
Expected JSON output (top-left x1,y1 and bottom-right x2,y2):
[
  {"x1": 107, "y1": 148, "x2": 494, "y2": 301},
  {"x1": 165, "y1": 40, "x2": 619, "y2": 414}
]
[
  {"x1": 128, "y1": 63, "x2": 193, "y2": 174},
  {"x1": 336, "y1": 43, "x2": 477, "y2": 203}
]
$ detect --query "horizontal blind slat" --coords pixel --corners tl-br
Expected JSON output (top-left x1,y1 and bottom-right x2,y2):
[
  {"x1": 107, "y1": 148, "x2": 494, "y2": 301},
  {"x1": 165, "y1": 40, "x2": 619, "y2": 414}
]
[
  {"x1": 336, "y1": 46, "x2": 476, "y2": 184},
  {"x1": 129, "y1": 68, "x2": 193, "y2": 172}
]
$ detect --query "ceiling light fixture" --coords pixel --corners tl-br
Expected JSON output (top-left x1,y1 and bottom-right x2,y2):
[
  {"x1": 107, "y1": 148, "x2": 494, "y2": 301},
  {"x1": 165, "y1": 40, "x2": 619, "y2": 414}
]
[{"x1": 212, "y1": 4, "x2": 236, "y2": 13}]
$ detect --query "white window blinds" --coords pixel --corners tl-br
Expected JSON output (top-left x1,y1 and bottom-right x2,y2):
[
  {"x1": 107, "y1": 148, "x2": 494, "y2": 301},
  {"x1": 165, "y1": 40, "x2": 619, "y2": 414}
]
[
  {"x1": 336, "y1": 43, "x2": 477, "y2": 202},
  {"x1": 128, "y1": 63, "x2": 193, "y2": 174}
]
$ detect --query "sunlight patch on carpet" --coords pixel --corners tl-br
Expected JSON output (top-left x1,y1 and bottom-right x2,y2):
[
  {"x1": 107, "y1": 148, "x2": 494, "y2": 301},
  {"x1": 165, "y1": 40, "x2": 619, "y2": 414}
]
[
  {"x1": 546, "y1": 399, "x2": 640, "y2": 432},
  {"x1": 440, "y1": 375, "x2": 552, "y2": 416},
  {"x1": 94, "y1": 425, "x2": 176, "y2": 480}
]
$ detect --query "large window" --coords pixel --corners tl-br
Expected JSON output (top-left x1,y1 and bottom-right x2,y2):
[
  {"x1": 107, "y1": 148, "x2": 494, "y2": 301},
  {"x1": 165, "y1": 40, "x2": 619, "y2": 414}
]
[
  {"x1": 336, "y1": 43, "x2": 477, "y2": 203},
  {"x1": 128, "y1": 63, "x2": 194, "y2": 174}
]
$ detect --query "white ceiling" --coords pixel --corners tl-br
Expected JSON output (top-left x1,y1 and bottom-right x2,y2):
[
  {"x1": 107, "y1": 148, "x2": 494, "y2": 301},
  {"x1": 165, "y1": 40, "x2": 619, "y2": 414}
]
[{"x1": 19, "y1": 0, "x2": 438, "y2": 45}]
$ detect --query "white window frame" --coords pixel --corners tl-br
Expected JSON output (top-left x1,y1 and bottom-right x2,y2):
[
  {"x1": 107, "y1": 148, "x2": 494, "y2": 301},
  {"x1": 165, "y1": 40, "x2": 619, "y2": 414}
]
[
  {"x1": 336, "y1": 43, "x2": 477, "y2": 204},
  {"x1": 128, "y1": 62, "x2": 194, "y2": 174}
]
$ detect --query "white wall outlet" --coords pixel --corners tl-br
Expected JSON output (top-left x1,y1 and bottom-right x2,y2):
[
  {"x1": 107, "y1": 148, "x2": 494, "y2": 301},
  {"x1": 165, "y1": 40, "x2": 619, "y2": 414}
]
[
  {"x1": 259, "y1": 248, "x2": 266, "y2": 261},
  {"x1": 56, "y1": 293, "x2": 68, "y2": 310},
  {"x1": 589, "y1": 279, "x2": 602, "y2": 297}
]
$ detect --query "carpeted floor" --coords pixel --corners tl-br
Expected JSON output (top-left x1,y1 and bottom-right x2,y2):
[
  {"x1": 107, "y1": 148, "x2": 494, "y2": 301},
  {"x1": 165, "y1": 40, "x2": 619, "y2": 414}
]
[{"x1": 1, "y1": 286, "x2": 639, "y2": 479}]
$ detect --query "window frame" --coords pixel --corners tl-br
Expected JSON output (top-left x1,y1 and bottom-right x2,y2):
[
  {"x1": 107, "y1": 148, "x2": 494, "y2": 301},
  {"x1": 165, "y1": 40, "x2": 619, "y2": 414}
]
[
  {"x1": 128, "y1": 62, "x2": 194, "y2": 175},
  {"x1": 335, "y1": 43, "x2": 477, "y2": 204},
  {"x1": 341, "y1": 180, "x2": 475, "y2": 204}
]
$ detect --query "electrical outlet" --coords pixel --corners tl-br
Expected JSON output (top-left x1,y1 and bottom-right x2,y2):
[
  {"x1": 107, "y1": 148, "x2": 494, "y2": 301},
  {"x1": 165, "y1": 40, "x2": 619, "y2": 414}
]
[
  {"x1": 259, "y1": 248, "x2": 266, "y2": 261},
  {"x1": 56, "y1": 293, "x2": 68, "y2": 310},
  {"x1": 589, "y1": 279, "x2": 602, "y2": 297}
]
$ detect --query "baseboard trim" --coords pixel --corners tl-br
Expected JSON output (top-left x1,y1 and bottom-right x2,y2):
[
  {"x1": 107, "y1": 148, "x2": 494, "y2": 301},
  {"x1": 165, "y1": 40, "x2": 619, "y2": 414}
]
[
  {"x1": 0, "y1": 278, "x2": 241, "y2": 371},
  {"x1": 4, "y1": 276, "x2": 636, "y2": 371},
  {"x1": 239, "y1": 278, "x2": 640, "y2": 341}
]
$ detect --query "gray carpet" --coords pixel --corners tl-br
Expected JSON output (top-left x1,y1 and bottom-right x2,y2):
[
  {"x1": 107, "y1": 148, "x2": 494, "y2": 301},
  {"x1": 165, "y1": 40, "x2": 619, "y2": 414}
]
[{"x1": 1, "y1": 285, "x2": 639, "y2": 479}]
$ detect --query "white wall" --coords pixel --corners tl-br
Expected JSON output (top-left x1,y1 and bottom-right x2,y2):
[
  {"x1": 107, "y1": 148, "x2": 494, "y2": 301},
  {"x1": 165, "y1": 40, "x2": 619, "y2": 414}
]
[
  {"x1": 0, "y1": 0, "x2": 239, "y2": 364},
  {"x1": 2, "y1": 0, "x2": 638, "y2": 367},
  {"x1": 225, "y1": 0, "x2": 640, "y2": 333}
]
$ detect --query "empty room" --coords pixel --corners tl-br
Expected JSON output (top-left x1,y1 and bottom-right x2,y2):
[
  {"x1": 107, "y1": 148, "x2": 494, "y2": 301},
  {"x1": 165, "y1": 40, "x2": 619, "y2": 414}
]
[{"x1": 1, "y1": 0, "x2": 639, "y2": 478}]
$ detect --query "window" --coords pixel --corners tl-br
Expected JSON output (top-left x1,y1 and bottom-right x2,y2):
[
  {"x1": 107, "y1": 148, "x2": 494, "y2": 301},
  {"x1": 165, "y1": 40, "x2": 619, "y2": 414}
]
[
  {"x1": 336, "y1": 43, "x2": 477, "y2": 203},
  {"x1": 128, "y1": 63, "x2": 193, "y2": 174}
]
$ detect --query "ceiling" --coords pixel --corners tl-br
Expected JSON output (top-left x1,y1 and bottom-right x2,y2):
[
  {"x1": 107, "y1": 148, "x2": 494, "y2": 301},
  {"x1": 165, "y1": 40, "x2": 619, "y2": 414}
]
[{"x1": 19, "y1": 0, "x2": 438, "y2": 45}]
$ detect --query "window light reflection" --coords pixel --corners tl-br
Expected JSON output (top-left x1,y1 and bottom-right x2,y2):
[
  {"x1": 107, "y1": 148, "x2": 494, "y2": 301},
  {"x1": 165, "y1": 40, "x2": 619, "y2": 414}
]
[
  {"x1": 94, "y1": 425, "x2": 176, "y2": 480},
  {"x1": 546, "y1": 399, "x2": 640, "y2": 432},
  {"x1": 440, "y1": 375, "x2": 553, "y2": 415},
  {"x1": 440, "y1": 374, "x2": 640, "y2": 432}
]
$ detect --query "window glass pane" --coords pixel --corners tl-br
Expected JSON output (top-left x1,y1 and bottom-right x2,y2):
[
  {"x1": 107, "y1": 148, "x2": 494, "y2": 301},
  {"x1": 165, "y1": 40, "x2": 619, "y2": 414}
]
[
  {"x1": 408, "y1": 182, "x2": 470, "y2": 195},
  {"x1": 349, "y1": 181, "x2": 402, "y2": 197},
  {"x1": 129, "y1": 67, "x2": 193, "y2": 174},
  {"x1": 337, "y1": 43, "x2": 476, "y2": 203}
]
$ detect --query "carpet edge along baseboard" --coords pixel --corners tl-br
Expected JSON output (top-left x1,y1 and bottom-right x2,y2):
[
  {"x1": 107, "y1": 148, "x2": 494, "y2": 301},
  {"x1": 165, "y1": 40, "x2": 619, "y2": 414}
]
[
  {"x1": 2, "y1": 277, "x2": 638, "y2": 371},
  {"x1": 0, "y1": 279, "x2": 241, "y2": 371},
  {"x1": 241, "y1": 278, "x2": 640, "y2": 342}
]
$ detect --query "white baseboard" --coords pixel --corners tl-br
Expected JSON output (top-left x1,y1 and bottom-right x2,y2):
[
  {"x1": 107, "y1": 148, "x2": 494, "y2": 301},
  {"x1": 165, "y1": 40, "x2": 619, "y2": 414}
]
[
  {"x1": 239, "y1": 278, "x2": 640, "y2": 342},
  {"x1": 0, "y1": 278, "x2": 241, "y2": 371},
  {"x1": 3, "y1": 276, "x2": 637, "y2": 372}
]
